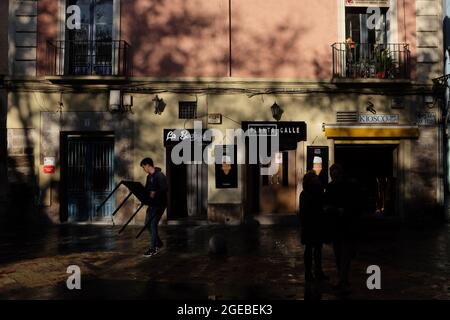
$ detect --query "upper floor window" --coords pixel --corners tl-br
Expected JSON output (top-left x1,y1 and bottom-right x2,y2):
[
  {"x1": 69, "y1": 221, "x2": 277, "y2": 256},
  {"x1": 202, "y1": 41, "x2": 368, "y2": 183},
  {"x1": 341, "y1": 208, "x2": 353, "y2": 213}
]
[
  {"x1": 345, "y1": 7, "x2": 387, "y2": 45},
  {"x1": 67, "y1": 0, "x2": 113, "y2": 43},
  {"x1": 65, "y1": 0, "x2": 114, "y2": 75},
  {"x1": 332, "y1": 2, "x2": 410, "y2": 80}
]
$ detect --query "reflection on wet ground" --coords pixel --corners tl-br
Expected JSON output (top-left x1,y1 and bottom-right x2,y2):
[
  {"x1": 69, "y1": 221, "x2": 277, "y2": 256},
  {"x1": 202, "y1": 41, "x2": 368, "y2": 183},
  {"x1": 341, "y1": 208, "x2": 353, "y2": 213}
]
[{"x1": 1, "y1": 220, "x2": 450, "y2": 299}]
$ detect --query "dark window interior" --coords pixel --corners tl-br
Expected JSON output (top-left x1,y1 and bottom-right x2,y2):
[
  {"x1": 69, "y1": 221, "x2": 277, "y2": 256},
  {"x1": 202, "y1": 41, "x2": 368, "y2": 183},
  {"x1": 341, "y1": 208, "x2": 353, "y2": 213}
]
[
  {"x1": 179, "y1": 101, "x2": 198, "y2": 119},
  {"x1": 345, "y1": 7, "x2": 388, "y2": 44},
  {"x1": 335, "y1": 144, "x2": 397, "y2": 217},
  {"x1": 65, "y1": 0, "x2": 113, "y2": 75}
]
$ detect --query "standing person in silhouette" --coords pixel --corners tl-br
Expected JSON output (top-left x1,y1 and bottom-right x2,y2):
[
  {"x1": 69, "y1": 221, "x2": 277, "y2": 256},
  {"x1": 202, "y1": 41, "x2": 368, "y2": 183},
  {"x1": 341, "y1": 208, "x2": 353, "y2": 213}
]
[
  {"x1": 140, "y1": 157, "x2": 168, "y2": 257},
  {"x1": 325, "y1": 164, "x2": 359, "y2": 293},
  {"x1": 299, "y1": 159, "x2": 328, "y2": 282}
]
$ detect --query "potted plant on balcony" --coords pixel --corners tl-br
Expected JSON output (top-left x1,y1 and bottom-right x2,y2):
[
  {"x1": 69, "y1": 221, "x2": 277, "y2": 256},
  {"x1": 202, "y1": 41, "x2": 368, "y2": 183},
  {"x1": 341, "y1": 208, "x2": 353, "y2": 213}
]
[{"x1": 374, "y1": 46, "x2": 393, "y2": 79}]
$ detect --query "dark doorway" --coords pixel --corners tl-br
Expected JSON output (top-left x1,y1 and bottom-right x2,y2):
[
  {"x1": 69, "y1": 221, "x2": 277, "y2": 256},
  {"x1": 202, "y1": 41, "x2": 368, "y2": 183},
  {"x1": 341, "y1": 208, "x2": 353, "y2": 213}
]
[
  {"x1": 61, "y1": 133, "x2": 115, "y2": 222},
  {"x1": 166, "y1": 147, "x2": 207, "y2": 220},
  {"x1": 335, "y1": 144, "x2": 397, "y2": 217}
]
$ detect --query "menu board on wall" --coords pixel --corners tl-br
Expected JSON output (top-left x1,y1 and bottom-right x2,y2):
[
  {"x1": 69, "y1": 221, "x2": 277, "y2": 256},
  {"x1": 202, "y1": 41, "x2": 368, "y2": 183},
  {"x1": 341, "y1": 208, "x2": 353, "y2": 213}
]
[{"x1": 345, "y1": 0, "x2": 390, "y2": 7}]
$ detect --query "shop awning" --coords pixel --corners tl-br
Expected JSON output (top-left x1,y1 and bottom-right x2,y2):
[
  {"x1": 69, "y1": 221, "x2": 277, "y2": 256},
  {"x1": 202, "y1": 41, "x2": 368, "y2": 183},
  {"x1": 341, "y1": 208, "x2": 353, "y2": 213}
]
[{"x1": 324, "y1": 124, "x2": 419, "y2": 139}]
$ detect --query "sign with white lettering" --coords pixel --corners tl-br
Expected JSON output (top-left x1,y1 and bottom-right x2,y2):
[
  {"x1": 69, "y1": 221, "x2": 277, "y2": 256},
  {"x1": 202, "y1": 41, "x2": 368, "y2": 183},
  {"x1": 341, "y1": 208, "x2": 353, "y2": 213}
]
[
  {"x1": 345, "y1": 0, "x2": 390, "y2": 7},
  {"x1": 417, "y1": 112, "x2": 436, "y2": 126},
  {"x1": 359, "y1": 114, "x2": 399, "y2": 124},
  {"x1": 163, "y1": 129, "x2": 212, "y2": 146},
  {"x1": 241, "y1": 121, "x2": 307, "y2": 141}
]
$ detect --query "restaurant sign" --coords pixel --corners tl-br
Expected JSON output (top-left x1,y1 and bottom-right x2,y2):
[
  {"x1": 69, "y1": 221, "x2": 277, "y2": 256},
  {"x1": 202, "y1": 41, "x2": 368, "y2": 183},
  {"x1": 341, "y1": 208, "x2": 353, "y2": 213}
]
[
  {"x1": 163, "y1": 129, "x2": 212, "y2": 146},
  {"x1": 345, "y1": 0, "x2": 390, "y2": 7},
  {"x1": 241, "y1": 121, "x2": 307, "y2": 141}
]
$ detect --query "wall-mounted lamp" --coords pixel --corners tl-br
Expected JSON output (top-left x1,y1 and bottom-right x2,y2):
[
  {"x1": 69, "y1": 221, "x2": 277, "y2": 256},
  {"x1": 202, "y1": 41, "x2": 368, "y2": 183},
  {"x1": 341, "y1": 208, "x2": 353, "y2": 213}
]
[
  {"x1": 271, "y1": 102, "x2": 284, "y2": 121},
  {"x1": 123, "y1": 94, "x2": 133, "y2": 107},
  {"x1": 109, "y1": 90, "x2": 122, "y2": 113},
  {"x1": 108, "y1": 90, "x2": 133, "y2": 113},
  {"x1": 153, "y1": 95, "x2": 166, "y2": 115},
  {"x1": 123, "y1": 94, "x2": 133, "y2": 112}
]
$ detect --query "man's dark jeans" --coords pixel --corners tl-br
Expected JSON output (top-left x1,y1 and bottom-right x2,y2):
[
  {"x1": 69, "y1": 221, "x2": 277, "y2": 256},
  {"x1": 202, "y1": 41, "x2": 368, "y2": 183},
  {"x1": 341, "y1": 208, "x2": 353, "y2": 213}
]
[{"x1": 145, "y1": 206, "x2": 165, "y2": 250}]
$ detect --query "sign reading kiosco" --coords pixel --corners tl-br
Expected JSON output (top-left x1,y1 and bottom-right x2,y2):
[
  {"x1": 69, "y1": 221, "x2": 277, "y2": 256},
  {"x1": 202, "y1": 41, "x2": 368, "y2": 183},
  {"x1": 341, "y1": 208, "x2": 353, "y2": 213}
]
[{"x1": 359, "y1": 114, "x2": 399, "y2": 124}]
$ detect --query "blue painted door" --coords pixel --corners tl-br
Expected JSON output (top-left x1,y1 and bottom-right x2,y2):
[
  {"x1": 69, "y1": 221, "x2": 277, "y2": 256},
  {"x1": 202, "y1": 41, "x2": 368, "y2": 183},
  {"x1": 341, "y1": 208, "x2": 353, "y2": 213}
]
[{"x1": 67, "y1": 136, "x2": 115, "y2": 222}]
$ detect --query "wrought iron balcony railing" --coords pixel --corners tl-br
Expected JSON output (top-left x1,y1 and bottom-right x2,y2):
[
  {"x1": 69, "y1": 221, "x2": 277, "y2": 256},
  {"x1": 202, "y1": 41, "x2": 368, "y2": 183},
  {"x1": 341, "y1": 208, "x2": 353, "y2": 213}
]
[
  {"x1": 46, "y1": 40, "x2": 132, "y2": 76},
  {"x1": 332, "y1": 42, "x2": 410, "y2": 80}
]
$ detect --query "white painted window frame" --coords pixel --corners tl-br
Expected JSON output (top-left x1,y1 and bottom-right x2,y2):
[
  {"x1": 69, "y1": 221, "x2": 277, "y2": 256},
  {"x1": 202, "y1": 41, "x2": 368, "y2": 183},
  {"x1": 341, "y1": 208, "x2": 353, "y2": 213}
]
[
  {"x1": 338, "y1": 0, "x2": 399, "y2": 43},
  {"x1": 337, "y1": 0, "x2": 400, "y2": 76}
]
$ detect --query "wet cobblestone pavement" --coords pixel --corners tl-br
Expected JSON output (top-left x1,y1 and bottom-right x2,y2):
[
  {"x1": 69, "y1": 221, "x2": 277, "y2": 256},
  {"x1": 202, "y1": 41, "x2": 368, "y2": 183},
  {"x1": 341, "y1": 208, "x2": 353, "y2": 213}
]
[{"x1": 1, "y1": 220, "x2": 450, "y2": 300}]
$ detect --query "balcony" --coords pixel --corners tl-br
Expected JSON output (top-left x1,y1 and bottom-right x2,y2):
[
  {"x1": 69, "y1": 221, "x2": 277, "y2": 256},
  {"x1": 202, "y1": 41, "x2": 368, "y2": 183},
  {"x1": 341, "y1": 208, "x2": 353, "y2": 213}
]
[
  {"x1": 332, "y1": 43, "x2": 410, "y2": 81},
  {"x1": 46, "y1": 40, "x2": 132, "y2": 78}
]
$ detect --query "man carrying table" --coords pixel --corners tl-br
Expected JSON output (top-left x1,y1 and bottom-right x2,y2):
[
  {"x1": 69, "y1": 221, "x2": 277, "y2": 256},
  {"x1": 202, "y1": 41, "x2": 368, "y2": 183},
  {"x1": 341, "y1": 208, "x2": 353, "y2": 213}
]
[{"x1": 140, "y1": 157, "x2": 168, "y2": 257}]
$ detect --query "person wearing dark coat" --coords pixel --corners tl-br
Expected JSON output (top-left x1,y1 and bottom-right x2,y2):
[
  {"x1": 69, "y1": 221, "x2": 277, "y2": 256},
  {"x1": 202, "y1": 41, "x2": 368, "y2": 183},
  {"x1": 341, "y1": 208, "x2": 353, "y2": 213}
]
[
  {"x1": 140, "y1": 157, "x2": 168, "y2": 257},
  {"x1": 299, "y1": 170, "x2": 328, "y2": 281},
  {"x1": 324, "y1": 164, "x2": 359, "y2": 292}
]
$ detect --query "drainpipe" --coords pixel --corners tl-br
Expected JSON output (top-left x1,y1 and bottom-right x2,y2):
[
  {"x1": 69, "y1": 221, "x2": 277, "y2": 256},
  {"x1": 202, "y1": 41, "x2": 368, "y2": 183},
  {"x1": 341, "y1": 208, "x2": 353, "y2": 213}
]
[
  {"x1": 444, "y1": 0, "x2": 450, "y2": 221},
  {"x1": 228, "y1": 0, "x2": 232, "y2": 77},
  {"x1": 444, "y1": 67, "x2": 447, "y2": 222}
]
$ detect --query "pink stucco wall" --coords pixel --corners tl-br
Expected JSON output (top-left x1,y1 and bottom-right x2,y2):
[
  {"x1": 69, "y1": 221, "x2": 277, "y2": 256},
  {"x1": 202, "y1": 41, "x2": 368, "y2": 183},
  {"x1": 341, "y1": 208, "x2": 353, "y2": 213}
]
[
  {"x1": 121, "y1": 0, "x2": 338, "y2": 79},
  {"x1": 230, "y1": 0, "x2": 337, "y2": 79},
  {"x1": 37, "y1": 0, "x2": 59, "y2": 76},
  {"x1": 35, "y1": 0, "x2": 418, "y2": 80},
  {"x1": 398, "y1": 0, "x2": 417, "y2": 80},
  {"x1": 120, "y1": 0, "x2": 230, "y2": 77}
]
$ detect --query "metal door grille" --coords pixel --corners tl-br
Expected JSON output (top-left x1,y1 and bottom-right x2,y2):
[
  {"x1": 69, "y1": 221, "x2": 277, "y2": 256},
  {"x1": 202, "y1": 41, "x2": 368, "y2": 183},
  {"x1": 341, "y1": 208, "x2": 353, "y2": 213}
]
[{"x1": 67, "y1": 136, "x2": 115, "y2": 222}]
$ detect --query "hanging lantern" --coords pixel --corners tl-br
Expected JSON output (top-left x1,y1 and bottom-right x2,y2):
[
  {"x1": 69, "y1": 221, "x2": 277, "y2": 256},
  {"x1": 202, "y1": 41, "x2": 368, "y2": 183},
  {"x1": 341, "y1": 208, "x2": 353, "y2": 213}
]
[
  {"x1": 152, "y1": 95, "x2": 166, "y2": 115},
  {"x1": 271, "y1": 102, "x2": 284, "y2": 121}
]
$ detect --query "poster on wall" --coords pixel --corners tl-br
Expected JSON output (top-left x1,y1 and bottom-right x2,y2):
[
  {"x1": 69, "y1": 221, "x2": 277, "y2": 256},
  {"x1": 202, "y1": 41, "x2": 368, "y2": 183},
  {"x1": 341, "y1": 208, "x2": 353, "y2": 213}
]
[
  {"x1": 306, "y1": 146, "x2": 329, "y2": 186},
  {"x1": 417, "y1": 112, "x2": 436, "y2": 126},
  {"x1": 345, "y1": 0, "x2": 390, "y2": 7},
  {"x1": 43, "y1": 157, "x2": 56, "y2": 174},
  {"x1": 215, "y1": 145, "x2": 238, "y2": 189}
]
